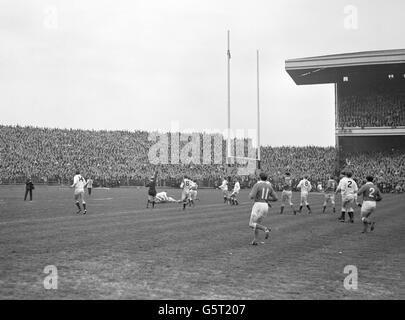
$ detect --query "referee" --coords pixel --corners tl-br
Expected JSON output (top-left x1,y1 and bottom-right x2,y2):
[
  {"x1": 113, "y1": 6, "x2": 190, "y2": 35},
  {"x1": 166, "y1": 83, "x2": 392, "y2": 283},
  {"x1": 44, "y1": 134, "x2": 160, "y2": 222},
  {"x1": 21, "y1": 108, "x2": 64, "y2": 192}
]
[{"x1": 24, "y1": 177, "x2": 34, "y2": 201}]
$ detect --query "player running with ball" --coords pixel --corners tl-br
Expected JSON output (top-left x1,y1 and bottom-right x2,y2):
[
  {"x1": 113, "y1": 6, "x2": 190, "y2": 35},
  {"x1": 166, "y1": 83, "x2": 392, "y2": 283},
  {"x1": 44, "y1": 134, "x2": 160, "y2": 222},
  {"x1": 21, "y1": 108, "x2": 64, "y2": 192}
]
[{"x1": 248, "y1": 173, "x2": 278, "y2": 246}]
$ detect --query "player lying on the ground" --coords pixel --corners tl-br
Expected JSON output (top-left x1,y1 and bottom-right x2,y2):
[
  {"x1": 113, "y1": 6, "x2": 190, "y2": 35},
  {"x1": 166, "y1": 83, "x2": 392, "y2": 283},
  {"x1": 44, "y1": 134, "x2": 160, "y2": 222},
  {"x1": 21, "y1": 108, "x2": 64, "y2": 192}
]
[
  {"x1": 248, "y1": 173, "x2": 278, "y2": 246},
  {"x1": 357, "y1": 175, "x2": 382, "y2": 233},
  {"x1": 154, "y1": 191, "x2": 180, "y2": 204}
]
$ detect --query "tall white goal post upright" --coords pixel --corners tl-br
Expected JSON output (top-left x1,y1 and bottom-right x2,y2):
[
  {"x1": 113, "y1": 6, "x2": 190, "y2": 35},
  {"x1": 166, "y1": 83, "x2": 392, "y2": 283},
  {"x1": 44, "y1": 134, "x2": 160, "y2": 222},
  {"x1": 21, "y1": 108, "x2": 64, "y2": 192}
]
[{"x1": 226, "y1": 30, "x2": 261, "y2": 175}]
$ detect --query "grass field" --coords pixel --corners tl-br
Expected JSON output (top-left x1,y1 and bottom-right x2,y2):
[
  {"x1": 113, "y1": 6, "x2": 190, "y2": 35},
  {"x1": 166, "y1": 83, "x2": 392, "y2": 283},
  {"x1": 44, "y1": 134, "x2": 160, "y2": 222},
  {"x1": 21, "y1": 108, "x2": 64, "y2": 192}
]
[{"x1": 0, "y1": 185, "x2": 404, "y2": 299}]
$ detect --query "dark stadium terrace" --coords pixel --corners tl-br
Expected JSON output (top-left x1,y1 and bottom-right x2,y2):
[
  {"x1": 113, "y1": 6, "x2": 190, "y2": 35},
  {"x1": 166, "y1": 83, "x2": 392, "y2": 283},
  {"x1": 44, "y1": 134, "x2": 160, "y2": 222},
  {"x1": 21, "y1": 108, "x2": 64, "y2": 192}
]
[
  {"x1": 285, "y1": 49, "x2": 405, "y2": 86},
  {"x1": 286, "y1": 49, "x2": 405, "y2": 154}
]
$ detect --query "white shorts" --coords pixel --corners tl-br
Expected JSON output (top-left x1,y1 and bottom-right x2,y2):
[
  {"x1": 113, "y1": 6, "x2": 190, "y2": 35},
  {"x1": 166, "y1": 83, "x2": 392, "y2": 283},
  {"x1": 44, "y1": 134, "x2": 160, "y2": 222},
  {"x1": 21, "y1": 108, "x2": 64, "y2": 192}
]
[
  {"x1": 300, "y1": 192, "x2": 309, "y2": 206},
  {"x1": 181, "y1": 190, "x2": 191, "y2": 201},
  {"x1": 189, "y1": 190, "x2": 198, "y2": 200},
  {"x1": 249, "y1": 202, "x2": 269, "y2": 229},
  {"x1": 361, "y1": 201, "x2": 376, "y2": 217},
  {"x1": 74, "y1": 191, "x2": 85, "y2": 203},
  {"x1": 230, "y1": 190, "x2": 239, "y2": 197},
  {"x1": 281, "y1": 190, "x2": 293, "y2": 205},
  {"x1": 342, "y1": 194, "x2": 355, "y2": 207}
]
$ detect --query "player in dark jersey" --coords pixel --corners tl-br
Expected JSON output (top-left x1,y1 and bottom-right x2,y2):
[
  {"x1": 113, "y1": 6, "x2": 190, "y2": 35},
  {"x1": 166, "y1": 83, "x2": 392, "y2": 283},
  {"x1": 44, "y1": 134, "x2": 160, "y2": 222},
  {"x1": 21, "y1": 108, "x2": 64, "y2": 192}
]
[
  {"x1": 146, "y1": 171, "x2": 158, "y2": 209},
  {"x1": 280, "y1": 172, "x2": 296, "y2": 214},
  {"x1": 248, "y1": 173, "x2": 278, "y2": 245},
  {"x1": 323, "y1": 176, "x2": 337, "y2": 213},
  {"x1": 357, "y1": 176, "x2": 382, "y2": 233}
]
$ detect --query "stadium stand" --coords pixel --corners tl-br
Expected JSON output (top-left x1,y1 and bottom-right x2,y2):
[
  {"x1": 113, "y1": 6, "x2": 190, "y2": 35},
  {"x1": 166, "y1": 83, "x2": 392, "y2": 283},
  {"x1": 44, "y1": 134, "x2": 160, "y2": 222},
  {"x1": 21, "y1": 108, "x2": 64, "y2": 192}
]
[
  {"x1": 338, "y1": 87, "x2": 405, "y2": 128},
  {"x1": 1, "y1": 125, "x2": 404, "y2": 192}
]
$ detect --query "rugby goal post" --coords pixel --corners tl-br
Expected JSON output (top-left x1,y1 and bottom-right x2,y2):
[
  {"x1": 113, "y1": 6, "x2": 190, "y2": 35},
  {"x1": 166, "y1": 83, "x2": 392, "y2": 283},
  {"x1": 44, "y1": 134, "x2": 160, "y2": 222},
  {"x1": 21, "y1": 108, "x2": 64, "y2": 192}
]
[{"x1": 226, "y1": 30, "x2": 261, "y2": 174}]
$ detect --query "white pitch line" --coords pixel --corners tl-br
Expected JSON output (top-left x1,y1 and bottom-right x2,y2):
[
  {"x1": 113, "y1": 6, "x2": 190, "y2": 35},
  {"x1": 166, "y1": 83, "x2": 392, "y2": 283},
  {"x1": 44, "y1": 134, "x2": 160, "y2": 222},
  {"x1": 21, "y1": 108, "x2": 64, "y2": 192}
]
[
  {"x1": 92, "y1": 198, "x2": 113, "y2": 201},
  {"x1": 0, "y1": 202, "x2": 251, "y2": 226}
]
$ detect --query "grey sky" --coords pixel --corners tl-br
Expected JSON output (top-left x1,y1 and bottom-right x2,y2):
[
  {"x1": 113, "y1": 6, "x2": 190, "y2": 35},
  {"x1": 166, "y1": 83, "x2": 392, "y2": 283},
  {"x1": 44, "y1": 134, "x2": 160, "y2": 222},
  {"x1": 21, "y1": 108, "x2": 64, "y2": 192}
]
[{"x1": 1, "y1": 0, "x2": 404, "y2": 146}]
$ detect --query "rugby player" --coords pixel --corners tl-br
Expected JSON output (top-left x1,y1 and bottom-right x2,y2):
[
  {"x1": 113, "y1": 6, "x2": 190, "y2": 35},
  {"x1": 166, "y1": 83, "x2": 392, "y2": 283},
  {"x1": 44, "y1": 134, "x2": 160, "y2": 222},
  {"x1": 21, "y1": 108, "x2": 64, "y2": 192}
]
[
  {"x1": 297, "y1": 175, "x2": 312, "y2": 214},
  {"x1": 155, "y1": 191, "x2": 179, "y2": 204},
  {"x1": 86, "y1": 177, "x2": 93, "y2": 196},
  {"x1": 357, "y1": 176, "x2": 382, "y2": 233},
  {"x1": 218, "y1": 177, "x2": 229, "y2": 203},
  {"x1": 323, "y1": 176, "x2": 337, "y2": 213},
  {"x1": 180, "y1": 175, "x2": 194, "y2": 210},
  {"x1": 280, "y1": 172, "x2": 296, "y2": 215},
  {"x1": 146, "y1": 171, "x2": 158, "y2": 209},
  {"x1": 248, "y1": 173, "x2": 278, "y2": 246},
  {"x1": 71, "y1": 170, "x2": 87, "y2": 214},
  {"x1": 336, "y1": 171, "x2": 358, "y2": 223},
  {"x1": 188, "y1": 181, "x2": 199, "y2": 207},
  {"x1": 229, "y1": 177, "x2": 240, "y2": 205}
]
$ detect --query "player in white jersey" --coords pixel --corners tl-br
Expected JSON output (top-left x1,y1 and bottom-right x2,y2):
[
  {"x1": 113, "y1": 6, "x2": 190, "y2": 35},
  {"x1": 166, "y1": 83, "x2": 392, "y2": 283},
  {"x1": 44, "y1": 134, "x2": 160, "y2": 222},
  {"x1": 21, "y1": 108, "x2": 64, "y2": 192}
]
[
  {"x1": 86, "y1": 177, "x2": 93, "y2": 196},
  {"x1": 323, "y1": 176, "x2": 337, "y2": 214},
  {"x1": 188, "y1": 181, "x2": 199, "y2": 207},
  {"x1": 336, "y1": 171, "x2": 358, "y2": 223},
  {"x1": 297, "y1": 175, "x2": 312, "y2": 214},
  {"x1": 180, "y1": 175, "x2": 194, "y2": 210},
  {"x1": 218, "y1": 177, "x2": 229, "y2": 203},
  {"x1": 71, "y1": 170, "x2": 87, "y2": 214},
  {"x1": 229, "y1": 178, "x2": 240, "y2": 205},
  {"x1": 155, "y1": 191, "x2": 179, "y2": 203}
]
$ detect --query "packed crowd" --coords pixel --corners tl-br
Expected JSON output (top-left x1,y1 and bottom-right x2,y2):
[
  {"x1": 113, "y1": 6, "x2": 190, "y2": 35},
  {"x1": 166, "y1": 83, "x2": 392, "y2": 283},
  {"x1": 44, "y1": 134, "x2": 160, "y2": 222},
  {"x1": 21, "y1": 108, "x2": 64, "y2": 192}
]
[
  {"x1": 342, "y1": 150, "x2": 405, "y2": 193},
  {"x1": 338, "y1": 89, "x2": 405, "y2": 128},
  {"x1": 1, "y1": 125, "x2": 404, "y2": 192}
]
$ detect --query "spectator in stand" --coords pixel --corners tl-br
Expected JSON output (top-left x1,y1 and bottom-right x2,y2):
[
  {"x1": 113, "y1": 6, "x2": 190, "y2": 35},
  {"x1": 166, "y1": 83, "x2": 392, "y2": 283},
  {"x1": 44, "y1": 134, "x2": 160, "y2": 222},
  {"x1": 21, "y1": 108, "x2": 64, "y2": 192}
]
[{"x1": 0, "y1": 125, "x2": 404, "y2": 193}]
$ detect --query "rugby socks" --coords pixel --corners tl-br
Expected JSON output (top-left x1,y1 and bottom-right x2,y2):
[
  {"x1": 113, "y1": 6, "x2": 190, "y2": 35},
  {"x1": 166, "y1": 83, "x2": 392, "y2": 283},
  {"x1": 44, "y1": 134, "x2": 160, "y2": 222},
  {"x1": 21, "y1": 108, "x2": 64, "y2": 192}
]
[
  {"x1": 348, "y1": 211, "x2": 354, "y2": 223},
  {"x1": 339, "y1": 211, "x2": 346, "y2": 221},
  {"x1": 299, "y1": 205, "x2": 303, "y2": 213},
  {"x1": 75, "y1": 202, "x2": 81, "y2": 211},
  {"x1": 361, "y1": 217, "x2": 369, "y2": 233},
  {"x1": 83, "y1": 203, "x2": 86, "y2": 210},
  {"x1": 280, "y1": 206, "x2": 284, "y2": 214},
  {"x1": 306, "y1": 205, "x2": 311, "y2": 213},
  {"x1": 323, "y1": 206, "x2": 326, "y2": 213}
]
